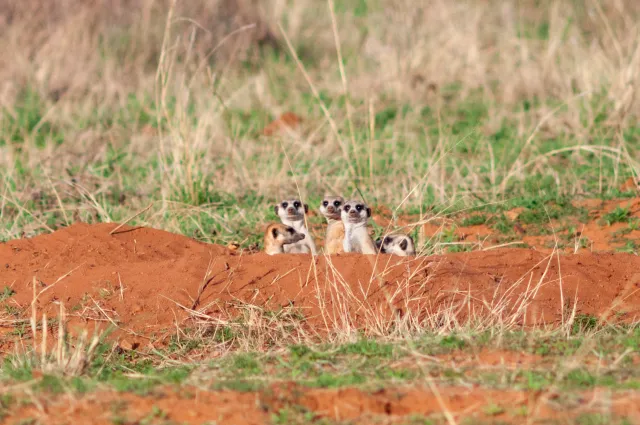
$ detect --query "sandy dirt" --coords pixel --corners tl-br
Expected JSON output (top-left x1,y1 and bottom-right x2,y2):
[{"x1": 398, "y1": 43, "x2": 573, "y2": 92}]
[
  {"x1": 1, "y1": 221, "x2": 640, "y2": 349},
  {"x1": 2, "y1": 202, "x2": 640, "y2": 424},
  {"x1": 2, "y1": 219, "x2": 640, "y2": 348}
]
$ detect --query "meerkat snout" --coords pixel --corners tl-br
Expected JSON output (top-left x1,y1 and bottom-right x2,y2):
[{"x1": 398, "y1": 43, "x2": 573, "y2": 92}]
[
  {"x1": 342, "y1": 202, "x2": 371, "y2": 223},
  {"x1": 322, "y1": 198, "x2": 342, "y2": 215},
  {"x1": 276, "y1": 199, "x2": 307, "y2": 219},
  {"x1": 264, "y1": 223, "x2": 306, "y2": 255},
  {"x1": 320, "y1": 196, "x2": 344, "y2": 218},
  {"x1": 274, "y1": 197, "x2": 317, "y2": 255}
]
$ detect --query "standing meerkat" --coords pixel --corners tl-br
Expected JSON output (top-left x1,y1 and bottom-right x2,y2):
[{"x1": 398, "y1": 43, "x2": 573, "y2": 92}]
[
  {"x1": 275, "y1": 198, "x2": 317, "y2": 255},
  {"x1": 263, "y1": 223, "x2": 306, "y2": 255},
  {"x1": 375, "y1": 234, "x2": 416, "y2": 256},
  {"x1": 319, "y1": 195, "x2": 345, "y2": 254},
  {"x1": 341, "y1": 199, "x2": 377, "y2": 255}
]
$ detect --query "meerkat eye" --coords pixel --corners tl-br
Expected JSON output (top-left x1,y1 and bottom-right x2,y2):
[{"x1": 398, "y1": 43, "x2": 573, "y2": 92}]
[
  {"x1": 293, "y1": 201, "x2": 301, "y2": 208},
  {"x1": 344, "y1": 205, "x2": 350, "y2": 212},
  {"x1": 334, "y1": 200, "x2": 341, "y2": 207},
  {"x1": 287, "y1": 227, "x2": 295, "y2": 234},
  {"x1": 281, "y1": 202, "x2": 288, "y2": 208},
  {"x1": 356, "y1": 204, "x2": 363, "y2": 212},
  {"x1": 322, "y1": 201, "x2": 329, "y2": 207}
]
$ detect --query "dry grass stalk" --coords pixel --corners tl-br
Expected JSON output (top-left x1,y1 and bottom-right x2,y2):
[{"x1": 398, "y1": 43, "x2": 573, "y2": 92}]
[{"x1": 11, "y1": 289, "x2": 102, "y2": 377}]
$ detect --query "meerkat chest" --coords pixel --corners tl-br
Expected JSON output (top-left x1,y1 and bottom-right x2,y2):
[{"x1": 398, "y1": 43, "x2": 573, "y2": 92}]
[
  {"x1": 326, "y1": 221, "x2": 345, "y2": 241},
  {"x1": 325, "y1": 221, "x2": 345, "y2": 254},
  {"x1": 345, "y1": 226, "x2": 375, "y2": 254}
]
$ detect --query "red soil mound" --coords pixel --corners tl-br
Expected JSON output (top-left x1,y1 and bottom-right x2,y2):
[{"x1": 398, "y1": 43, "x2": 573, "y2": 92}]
[{"x1": 2, "y1": 223, "x2": 640, "y2": 347}]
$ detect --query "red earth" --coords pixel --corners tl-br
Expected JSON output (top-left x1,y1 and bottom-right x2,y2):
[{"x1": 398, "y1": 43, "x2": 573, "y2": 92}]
[
  {"x1": 1, "y1": 219, "x2": 640, "y2": 349},
  {"x1": 2, "y1": 210, "x2": 640, "y2": 424}
]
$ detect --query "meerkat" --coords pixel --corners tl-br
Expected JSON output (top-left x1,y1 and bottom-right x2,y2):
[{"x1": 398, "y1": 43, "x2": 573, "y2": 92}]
[
  {"x1": 341, "y1": 200, "x2": 377, "y2": 254},
  {"x1": 319, "y1": 195, "x2": 345, "y2": 254},
  {"x1": 264, "y1": 223, "x2": 306, "y2": 255},
  {"x1": 274, "y1": 198, "x2": 317, "y2": 255},
  {"x1": 375, "y1": 234, "x2": 416, "y2": 256}
]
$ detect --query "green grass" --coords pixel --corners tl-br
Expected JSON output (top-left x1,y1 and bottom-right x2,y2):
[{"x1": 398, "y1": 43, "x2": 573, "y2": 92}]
[
  {"x1": 1, "y1": 2, "x2": 640, "y2": 423},
  {"x1": 0, "y1": 286, "x2": 16, "y2": 302},
  {"x1": 1, "y1": 328, "x2": 640, "y2": 424},
  {"x1": 3, "y1": 329, "x2": 640, "y2": 394},
  {"x1": 601, "y1": 207, "x2": 631, "y2": 226},
  {"x1": 1, "y1": 5, "x2": 639, "y2": 247}
]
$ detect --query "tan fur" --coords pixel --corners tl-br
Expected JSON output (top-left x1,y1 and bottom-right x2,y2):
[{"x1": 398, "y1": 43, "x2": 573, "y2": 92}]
[
  {"x1": 319, "y1": 195, "x2": 345, "y2": 255},
  {"x1": 325, "y1": 221, "x2": 345, "y2": 254},
  {"x1": 264, "y1": 223, "x2": 306, "y2": 255}
]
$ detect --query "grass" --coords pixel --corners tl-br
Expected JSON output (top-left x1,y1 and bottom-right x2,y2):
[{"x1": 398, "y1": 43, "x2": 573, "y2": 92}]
[
  {"x1": 0, "y1": 0, "x2": 639, "y2": 249},
  {"x1": 2, "y1": 325, "x2": 640, "y2": 423},
  {"x1": 4, "y1": 327, "x2": 640, "y2": 392},
  {"x1": 1, "y1": 0, "x2": 640, "y2": 424},
  {"x1": 0, "y1": 286, "x2": 16, "y2": 302},
  {"x1": 602, "y1": 207, "x2": 632, "y2": 226}
]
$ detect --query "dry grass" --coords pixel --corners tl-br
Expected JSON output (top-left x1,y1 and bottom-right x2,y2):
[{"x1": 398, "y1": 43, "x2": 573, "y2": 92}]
[
  {"x1": 0, "y1": 0, "x2": 639, "y2": 245},
  {"x1": 8, "y1": 282, "x2": 103, "y2": 377}
]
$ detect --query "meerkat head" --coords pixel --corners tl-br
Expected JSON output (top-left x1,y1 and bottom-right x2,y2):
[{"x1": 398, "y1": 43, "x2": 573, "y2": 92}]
[
  {"x1": 275, "y1": 198, "x2": 308, "y2": 222},
  {"x1": 271, "y1": 223, "x2": 305, "y2": 245},
  {"x1": 376, "y1": 234, "x2": 416, "y2": 256},
  {"x1": 341, "y1": 200, "x2": 371, "y2": 225},
  {"x1": 319, "y1": 195, "x2": 344, "y2": 220}
]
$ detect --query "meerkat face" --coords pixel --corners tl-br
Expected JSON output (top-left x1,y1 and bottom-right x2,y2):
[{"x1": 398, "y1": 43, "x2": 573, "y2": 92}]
[
  {"x1": 377, "y1": 234, "x2": 415, "y2": 256},
  {"x1": 272, "y1": 224, "x2": 306, "y2": 245},
  {"x1": 341, "y1": 200, "x2": 371, "y2": 224},
  {"x1": 275, "y1": 198, "x2": 308, "y2": 221},
  {"x1": 319, "y1": 196, "x2": 344, "y2": 220}
]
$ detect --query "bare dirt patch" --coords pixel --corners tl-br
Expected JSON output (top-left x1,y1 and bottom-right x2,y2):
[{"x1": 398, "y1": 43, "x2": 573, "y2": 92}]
[
  {"x1": 4, "y1": 383, "x2": 640, "y2": 425},
  {"x1": 372, "y1": 197, "x2": 640, "y2": 254},
  {"x1": 2, "y1": 220, "x2": 640, "y2": 351}
]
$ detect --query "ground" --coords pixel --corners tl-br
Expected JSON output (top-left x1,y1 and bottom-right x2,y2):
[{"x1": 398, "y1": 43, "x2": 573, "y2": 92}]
[{"x1": 1, "y1": 0, "x2": 640, "y2": 424}]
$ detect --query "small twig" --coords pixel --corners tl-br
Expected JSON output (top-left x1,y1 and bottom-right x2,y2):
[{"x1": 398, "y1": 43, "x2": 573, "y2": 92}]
[
  {"x1": 109, "y1": 203, "x2": 153, "y2": 235},
  {"x1": 31, "y1": 265, "x2": 84, "y2": 307},
  {"x1": 482, "y1": 241, "x2": 526, "y2": 251},
  {"x1": 117, "y1": 272, "x2": 125, "y2": 302},
  {"x1": 191, "y1": 262, "x2": 229, "y2": 310},
  {"x1": 89, "y1": 296, "x2": 120, "y2": 329}
]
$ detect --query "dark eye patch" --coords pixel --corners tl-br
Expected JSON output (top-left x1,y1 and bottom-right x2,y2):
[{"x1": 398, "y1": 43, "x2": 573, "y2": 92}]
[
  {"x1": 343, "y1": 205, "x2": 351, "y2": 212},
  {"x1": 322, "y1": 201, "x2": 329, "y2": 207},
  {"x1": 333, "y1": 200, "x2": 341, "y2": 207},
  {"x1": 293, "y1": 201, "x2": 301, "y2": 208},
  {"x1": 282, "y1": 202, "x2": 288, "y2": 208},
  {"x1": 384, "y1": 236, "x2": 393, "y2": 245},
  {"x1": 287, "y1": 227, "x2": 295, "y2": 234},
  {"x1": 356, "y1": 204, "x2": 363, "y2": 211}
]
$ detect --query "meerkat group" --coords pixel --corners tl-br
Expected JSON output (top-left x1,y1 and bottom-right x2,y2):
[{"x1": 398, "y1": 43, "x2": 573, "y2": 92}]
[{"x1": 264, "y1": 195, "x2": 416, "y2": 257}]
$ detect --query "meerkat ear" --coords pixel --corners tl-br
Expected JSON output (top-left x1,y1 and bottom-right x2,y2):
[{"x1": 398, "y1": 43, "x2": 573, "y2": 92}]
[
  {"x1": 366, "y1": 207, "x2": 371, "y2": 217},
  {"x1": 271, "y1": 228, "x2": 279, "y2": 239},
  {"x1": 400, "y1": 239, "x2": 408, "y2": 251},
  {"x1": 304, "y1": 204, "x2": 309, "y2": 214},
  {"x1": 274, "y1": 205, "x2": 279, "y2": 215}
]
